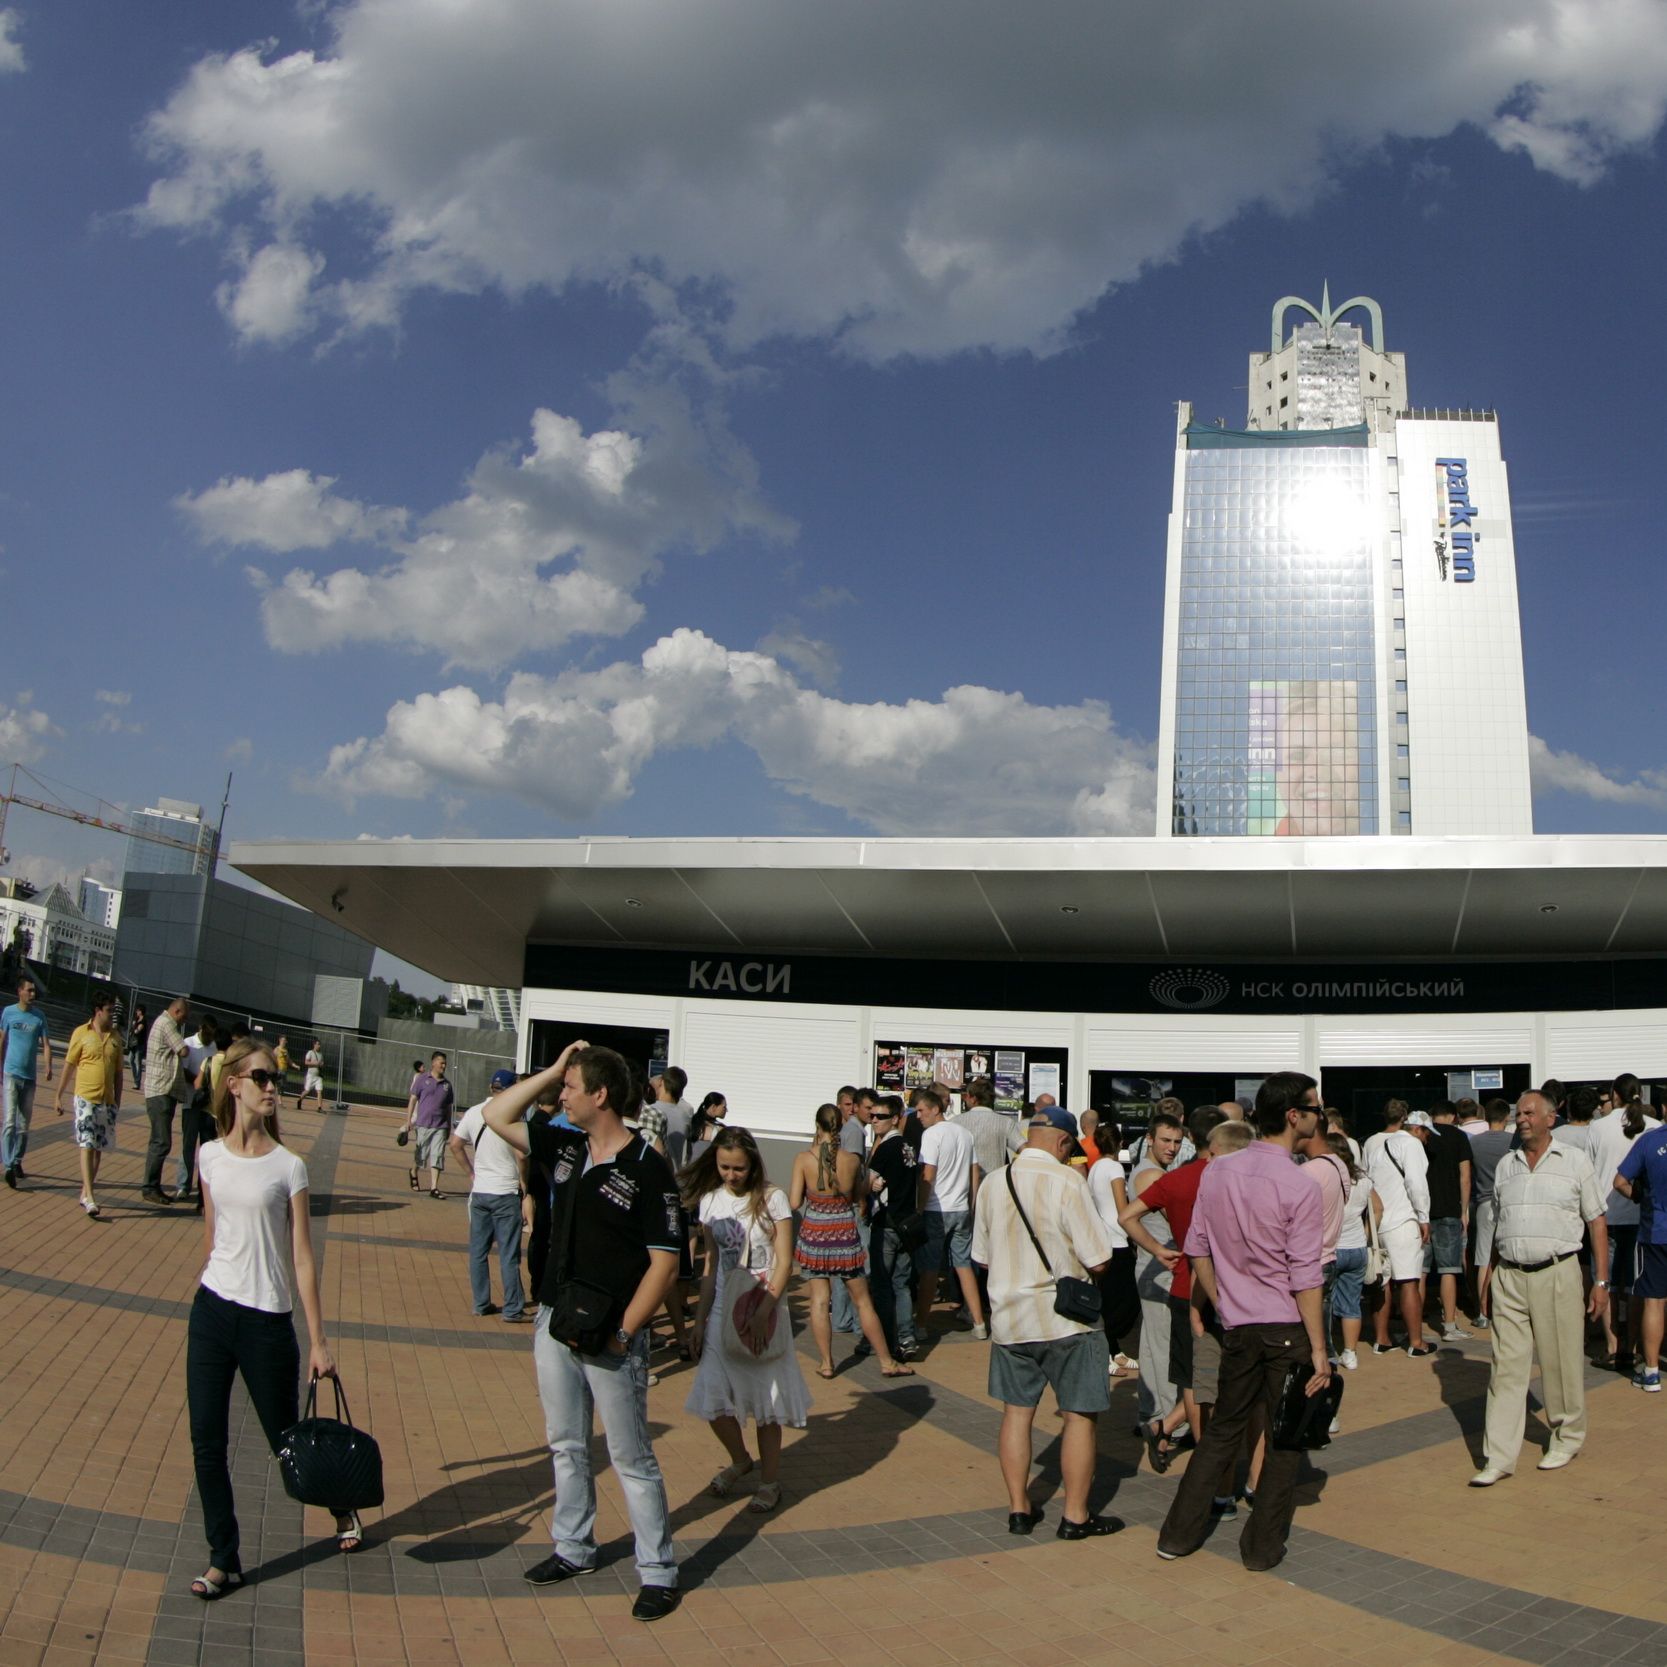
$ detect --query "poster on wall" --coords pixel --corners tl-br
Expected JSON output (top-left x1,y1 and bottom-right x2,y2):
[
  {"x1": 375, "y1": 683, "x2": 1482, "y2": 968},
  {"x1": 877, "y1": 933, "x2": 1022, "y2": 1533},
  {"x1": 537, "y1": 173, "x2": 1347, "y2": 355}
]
[
  {"x1": 906, "y1": 1048, "x2": 936, "y2": 1089},
  {"x1": 966, "y1": 1050, "x2": 991, "y2": 1078},
  {"x1": 993, "y1": 1049, "x2": 1026, "y2": 1111},
  {"x1": 1248, "y1": 679, "x2": 1360, "y2": 837},
  {"x1": 875, "y1": 1047, "x2": 905, "y2": 1091},
  {"x1": 1028, "y1": 1062, "x2": 1061, "y2": 1104},
  {"x1": 934, "y1": 1048, "x2": 965, "y2": 1090}
]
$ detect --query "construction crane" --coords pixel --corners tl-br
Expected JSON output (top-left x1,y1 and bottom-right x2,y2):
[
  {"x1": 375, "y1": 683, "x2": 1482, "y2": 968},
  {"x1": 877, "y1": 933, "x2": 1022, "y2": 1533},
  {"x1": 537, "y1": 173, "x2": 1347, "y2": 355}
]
[{"x1": 0, "y1": 764, "x2": 219, "y2": 873}]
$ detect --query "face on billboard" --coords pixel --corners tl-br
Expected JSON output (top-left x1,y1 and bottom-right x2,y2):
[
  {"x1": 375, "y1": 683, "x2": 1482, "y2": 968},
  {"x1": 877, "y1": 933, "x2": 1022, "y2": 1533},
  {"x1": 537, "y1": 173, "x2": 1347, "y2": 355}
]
[{"x1": 1249, "y1": 680, "x2": 1360, "y2": 836}]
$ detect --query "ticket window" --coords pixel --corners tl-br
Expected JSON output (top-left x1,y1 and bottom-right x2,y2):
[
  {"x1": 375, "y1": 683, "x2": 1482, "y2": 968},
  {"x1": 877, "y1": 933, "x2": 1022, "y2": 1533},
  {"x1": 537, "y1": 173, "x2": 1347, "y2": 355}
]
[
  {"x1": 525, "y1": 1020, "x2": 670, "y2": 1091},
  {"x1": 1317, "y1": 1065, "x2": 1532, "y2": 1141}
]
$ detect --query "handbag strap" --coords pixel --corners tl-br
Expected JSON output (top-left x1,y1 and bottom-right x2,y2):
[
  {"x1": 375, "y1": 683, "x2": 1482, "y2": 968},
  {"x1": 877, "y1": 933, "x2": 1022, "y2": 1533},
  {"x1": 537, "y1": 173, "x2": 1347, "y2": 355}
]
[
  {"x1": 1005, "y1": 1163, "x2": 1055, "y2": 1277},
  {"x1": 305, "y1": 1373, "x2": 352, "y2": 1426}
]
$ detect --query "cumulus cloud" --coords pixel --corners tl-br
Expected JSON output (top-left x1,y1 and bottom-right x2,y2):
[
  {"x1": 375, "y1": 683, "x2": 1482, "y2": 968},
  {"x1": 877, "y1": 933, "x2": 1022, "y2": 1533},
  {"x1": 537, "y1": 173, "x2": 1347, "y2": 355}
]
[
  {"x1": 1528, "y1": 734, "x2": 1667, "y2": 808},
  {"x1": 0, "y1": 693, "x2": 54, "y2": 763},
  {"x1": 318, "y1": 626, "x2": 1155, "y2": 834},
  {"x1": 0, "y1": 10, "x2": 23, "y2": 74},
  {"x1": 135, "y1": 1, "x2": 1667, "y2": 358},
  {"x1": 178, "y1": 342, "x2": 792, "y2": 669},
  {"x1": 92, "y1": 690, "x2": 143, "y2": 735}
]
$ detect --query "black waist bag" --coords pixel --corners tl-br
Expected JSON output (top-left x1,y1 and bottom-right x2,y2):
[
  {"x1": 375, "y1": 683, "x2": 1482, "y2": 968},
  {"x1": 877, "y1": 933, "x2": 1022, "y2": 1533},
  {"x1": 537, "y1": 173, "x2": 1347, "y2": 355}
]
[
  {"x1": 1006, "y1": 1167, "x2": 1102, "y2": 1325},
  {"x1": 278, "y1": 1376, "x2": 384, "y2": 1509}
]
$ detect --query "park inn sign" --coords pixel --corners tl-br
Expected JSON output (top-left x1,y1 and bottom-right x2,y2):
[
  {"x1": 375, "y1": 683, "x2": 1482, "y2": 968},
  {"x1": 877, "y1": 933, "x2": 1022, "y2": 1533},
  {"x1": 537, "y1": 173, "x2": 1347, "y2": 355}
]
[{"x1": 523, "y1": 944, "x2": 1667, "y2": 1018}]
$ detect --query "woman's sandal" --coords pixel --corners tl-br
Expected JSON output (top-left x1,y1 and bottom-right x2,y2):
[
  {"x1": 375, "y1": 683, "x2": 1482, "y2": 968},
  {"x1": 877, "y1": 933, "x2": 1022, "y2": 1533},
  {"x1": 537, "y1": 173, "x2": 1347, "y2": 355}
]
[
  {"x1": 408, "y1": 1166, "x2": 419, "y2": 1191},
  {"x1": 190, "y1": 1569, "x2": 244, "y2": 1601},
  {"x1": 815, "y1": 1364, "x2": 837, "y2": 1379},
  {"x1": 336, "y1": 1511, "x2": 363, "y2": 1553},
  {"x1": 430, "y1": 1188, "x2": 444, "y2": 1199},
  {"x1": 1141, "y1": 1419, "x2": 1170, "y2": 1473},
  {"x1": 879, "y1": 1362, "x2": 916, "y2": 1377},
  {"x1": 708, "y1": 1459, "x2": 757, "y2": 1497},
  {"x1": 748, "y1": 1481, "x2": 782, "y2": 1513}
]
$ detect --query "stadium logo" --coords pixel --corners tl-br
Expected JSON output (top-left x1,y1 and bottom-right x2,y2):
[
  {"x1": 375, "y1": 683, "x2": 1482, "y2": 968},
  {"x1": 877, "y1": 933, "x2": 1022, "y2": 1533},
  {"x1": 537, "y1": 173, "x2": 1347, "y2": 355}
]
[{"x1": 1148, "y1": 968, "x2": 1231, "y2": 1011}]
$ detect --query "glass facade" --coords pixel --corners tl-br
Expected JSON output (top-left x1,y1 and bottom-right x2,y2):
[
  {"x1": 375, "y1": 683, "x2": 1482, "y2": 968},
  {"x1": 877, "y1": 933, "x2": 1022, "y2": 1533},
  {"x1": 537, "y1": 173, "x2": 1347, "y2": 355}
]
[{"x1": 1172, "y1": 442, "x2": 1378, "y2": 837}]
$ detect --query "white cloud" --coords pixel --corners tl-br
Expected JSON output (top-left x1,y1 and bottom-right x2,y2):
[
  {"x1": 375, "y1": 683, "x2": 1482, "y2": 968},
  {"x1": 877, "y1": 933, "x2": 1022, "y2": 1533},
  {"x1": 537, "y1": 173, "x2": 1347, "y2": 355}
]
[
  {"x1": 92, "y1": 690, "x2": 143, "y2": 736},
  {"x1": 224, "y1": 736, "x2": 254, "y2": 764},
  {"x1": 178, "y1": 467, "x2": 406, "y2": 552},
  {"x1": 318, "y1": 626, "x2": 1156, "y2": 835},
  {"x1": 1528, "y1": 734, "x2": 1667, "y2": 808},
  {"x1": 0, "y1": 693, "x2": 53, "y2": 763},
  {"x1": 757, "y1": 626, "x2": 839, "y2": 691},
  {"x1": 135, "y1": 1, "x2": 1667, "y2": 359},
  {"x1": 216, "y1": 241, "x2": 325, "y2": 345},
  {"x1": 0, "y1": 11, "x2": 23, "y2": 75},
  {"x1": 179, "y1": 342, "x2": 791, "y2": 670}
]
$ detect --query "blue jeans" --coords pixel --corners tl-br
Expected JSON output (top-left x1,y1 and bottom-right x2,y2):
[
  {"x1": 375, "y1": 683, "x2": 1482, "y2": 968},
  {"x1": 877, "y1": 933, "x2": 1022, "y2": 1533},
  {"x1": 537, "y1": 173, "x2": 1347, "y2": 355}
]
[
  {"x1": 1331, "y1": 1246, "x2": 1368, "y2": 1321},
  {"x1": 1, "y1": 1075, "x2": 34, "y2": 1171},
  {"x1": 469, "y1": 1193, "x2": 525, "y2": 1317},
  {"x1": 534, "y1": 1315, "x2": 676, "y2": 1588},
  {"x1": 871, "y1": 1222, "x2": 917, "y2": 1351},
  {"x1": 831, "y1": 1214, "x2": 871, "y2": 1334}
]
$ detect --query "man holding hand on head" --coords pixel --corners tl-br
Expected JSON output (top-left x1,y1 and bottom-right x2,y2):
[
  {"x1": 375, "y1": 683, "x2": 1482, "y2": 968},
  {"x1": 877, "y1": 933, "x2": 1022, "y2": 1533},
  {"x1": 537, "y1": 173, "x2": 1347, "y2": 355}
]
[{"x1": 484, "y1": 1041, "x2": 682, "y2": 1622}]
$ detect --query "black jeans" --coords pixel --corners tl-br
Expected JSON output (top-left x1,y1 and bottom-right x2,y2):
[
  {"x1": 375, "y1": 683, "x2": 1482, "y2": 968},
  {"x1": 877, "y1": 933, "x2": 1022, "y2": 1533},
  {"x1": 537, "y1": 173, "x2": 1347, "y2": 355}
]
[
  {"x1": 1099, "y1": 1246, "x2": 1140, "y2": 1352},
  {"x1": 1158, "y1": 1321, "x2": 1309, "y2": 1570},
  {"x1": 144, "y1": 1096, "x2": 179, "y2": 1191},
  {"x1": 871, "y1": 1221, "x2": 917, "y2": 1351},
  {"x1": 179, "y1": 1103, "x2": 216, "y2": 1194},
  {"x1": 186, "y1": 1286, "x2": 307, "y2": 1574}
]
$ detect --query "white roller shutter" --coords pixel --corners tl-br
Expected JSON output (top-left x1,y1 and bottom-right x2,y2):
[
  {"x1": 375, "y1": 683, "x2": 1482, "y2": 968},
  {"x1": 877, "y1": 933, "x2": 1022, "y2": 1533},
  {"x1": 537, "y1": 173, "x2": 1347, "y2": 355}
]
[
  {"x1": 1085, "y1": 1018, "x2": 1303, "y2": 1073},
  {"x1": 1317, "y1": 1015, "x2": 1531, "y2": 1066},
  {"x1": 1544, "y1": 1012, "x2": 1667, "y2": 1081}
]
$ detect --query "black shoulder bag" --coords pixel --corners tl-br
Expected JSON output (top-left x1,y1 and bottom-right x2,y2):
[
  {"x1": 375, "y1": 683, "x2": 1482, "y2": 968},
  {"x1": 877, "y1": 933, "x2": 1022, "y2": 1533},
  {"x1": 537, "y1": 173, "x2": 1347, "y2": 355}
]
[
  {"x1": 546, "y1": 1143, "x2": 617, "y2": 1356},
  {"x1": 278, "y1": 1375, "x2": 384, "y2": 1509},
  {"x1": 1005, "y1": 1165, "x2": 1102, "y2": 1325}
]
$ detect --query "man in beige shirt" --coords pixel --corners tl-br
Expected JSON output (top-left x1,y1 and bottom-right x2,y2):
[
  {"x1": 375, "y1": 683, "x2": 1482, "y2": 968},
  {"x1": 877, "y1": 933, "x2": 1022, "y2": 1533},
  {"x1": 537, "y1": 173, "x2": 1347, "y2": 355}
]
[
  {"x1": 972, "y1": 1107, "x2": 1120, "y2": 1541},
  {"x1": 141, "y1": 996, "x2": 190, "y2": 1206}
]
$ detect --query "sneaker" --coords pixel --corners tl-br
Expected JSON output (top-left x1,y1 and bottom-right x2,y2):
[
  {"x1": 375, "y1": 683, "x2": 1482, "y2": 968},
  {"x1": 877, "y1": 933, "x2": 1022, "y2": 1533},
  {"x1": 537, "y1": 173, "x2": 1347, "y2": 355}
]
[
  {"x1": 1473, "y1": 1314, "x2": 1491, "y2": 1330},
  {"x1": 1328, "y1": 1418, "x2": 1340, "y2": 1437},
  {"x1": 1210, "y1": 1496, "x2": 1237, "y2": 1519},
  {"x1": 972, "y1": 1322, "x2": 990, "y2": 1341},
  {"x1": 2, "y1": 1166, "x2": 14, "y2": 1190},
  {"x1": 1338, "y1": 1350, "x2": 1358, "y2": 1371},
  {"x1": 524, "y1": 1553, "x2": 592, "y2": 1585},
  {"x1": 476, "y1": 1304, "x2": 501, "y2": 1317},
  {"x1": 1370, "y1": 1343, "x2": 1396, "y2": 1356},
  {"x1": 1407, "y1": 1345, "x2": 1436, "y2": 1358},
  {"x1": 631, "y1": 1585, "x2": 681, "y2": 1622},
  {"x1": 1642, "y1": 1369, "x2": 1662, "y2": 1394},
  {"x1": 1440, "y1": 1322, "x2": 1471, "y2": 1341}
]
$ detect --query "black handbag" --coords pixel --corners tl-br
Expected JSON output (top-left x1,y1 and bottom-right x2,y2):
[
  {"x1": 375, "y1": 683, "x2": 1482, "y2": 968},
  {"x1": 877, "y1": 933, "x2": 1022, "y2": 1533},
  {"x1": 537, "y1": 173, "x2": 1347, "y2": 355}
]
[
  {"x1": 1271, "y1": 1359, "x2": 1345, "y2": 1451},
  {"x1": 1005, "y1": 1166, "x2": 1102, "y2": 1325},
  {"x1": 278, "y1": 1375, "x2": 384, "y2": 1509}
]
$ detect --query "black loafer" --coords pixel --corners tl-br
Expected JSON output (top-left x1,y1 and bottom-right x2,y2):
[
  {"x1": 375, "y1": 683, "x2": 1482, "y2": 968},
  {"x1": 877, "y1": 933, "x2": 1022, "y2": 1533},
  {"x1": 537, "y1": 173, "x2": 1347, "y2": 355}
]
[
  {"x1": 1007, "y1": 1510, "x2": 1044, "y2": 1535},
  {"x1": 524, "y1": 1553, "x2": 592, "y2": 1585},
  {"x1": 1057, "y1": 1514, "x2": 1125, "y2": 1540},
  {"x1": 631, "y1": 1585, "x2": 681, "y2": 1622}
]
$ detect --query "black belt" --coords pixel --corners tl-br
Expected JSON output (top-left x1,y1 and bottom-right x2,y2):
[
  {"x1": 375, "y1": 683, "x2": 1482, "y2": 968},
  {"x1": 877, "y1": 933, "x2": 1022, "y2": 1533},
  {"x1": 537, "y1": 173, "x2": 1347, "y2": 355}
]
[{"x1": 1497, "y1": 1250, "x2": 1579, "y2": 1274}]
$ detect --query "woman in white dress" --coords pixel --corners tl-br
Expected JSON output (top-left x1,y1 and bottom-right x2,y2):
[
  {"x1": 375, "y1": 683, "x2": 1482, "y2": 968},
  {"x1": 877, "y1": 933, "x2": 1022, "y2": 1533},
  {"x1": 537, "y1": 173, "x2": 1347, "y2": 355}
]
[{"x1": 682, "y1": 1128, "x2": 809, "y2": 1512}]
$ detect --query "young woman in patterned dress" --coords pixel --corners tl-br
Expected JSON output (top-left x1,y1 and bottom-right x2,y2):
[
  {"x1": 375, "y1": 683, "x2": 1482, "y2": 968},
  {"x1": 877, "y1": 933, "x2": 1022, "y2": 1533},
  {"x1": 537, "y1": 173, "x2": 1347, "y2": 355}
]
[{"x1": 788, "y1": 1104, "x2": 914, "y2": 1380}]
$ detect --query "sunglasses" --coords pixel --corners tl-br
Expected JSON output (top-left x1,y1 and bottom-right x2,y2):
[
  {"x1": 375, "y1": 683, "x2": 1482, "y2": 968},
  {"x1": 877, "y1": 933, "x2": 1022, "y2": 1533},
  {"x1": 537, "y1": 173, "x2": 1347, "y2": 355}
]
[{"x1": 239, "y1": 1068, "x2": 278, "y2": 1089}]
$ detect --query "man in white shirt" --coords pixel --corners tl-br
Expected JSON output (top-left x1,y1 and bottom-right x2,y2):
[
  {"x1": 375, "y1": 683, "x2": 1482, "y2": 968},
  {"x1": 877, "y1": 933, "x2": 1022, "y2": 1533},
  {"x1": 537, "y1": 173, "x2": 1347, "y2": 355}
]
[
  {"x1": 972, "y1": 1106, "x2": 1120, "y2": 1539},
  {"x1": 1363, "y1": 1099, "x2": 1433, "y2": 1356},
  {"x1": 451, "y1": 1068, "x2": 533, "y2": 1323},
  {"x1": 916, "y1": 1086, "x2": 987, "y2": 1338}
]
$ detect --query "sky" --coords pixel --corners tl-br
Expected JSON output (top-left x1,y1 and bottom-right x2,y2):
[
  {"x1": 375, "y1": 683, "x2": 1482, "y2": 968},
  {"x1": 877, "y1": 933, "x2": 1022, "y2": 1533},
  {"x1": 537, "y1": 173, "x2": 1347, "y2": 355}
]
[{"x1": 4, "y1": 1, "x2": 1667, "y2": 993}]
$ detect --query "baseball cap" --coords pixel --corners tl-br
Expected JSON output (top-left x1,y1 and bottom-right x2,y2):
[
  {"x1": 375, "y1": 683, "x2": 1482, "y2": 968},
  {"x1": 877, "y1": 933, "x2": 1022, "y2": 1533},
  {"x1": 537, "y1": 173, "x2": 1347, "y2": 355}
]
[
  {"x1": 489, "y1": 1068, "x2": 517, "y2": 1092},
  {"x1": 1404, "y1": 1109, "x2": 1435, "y2": 1130},
  {"x1": 1030, "y1": 1105, "x2": 1078, "y2": 1136}
]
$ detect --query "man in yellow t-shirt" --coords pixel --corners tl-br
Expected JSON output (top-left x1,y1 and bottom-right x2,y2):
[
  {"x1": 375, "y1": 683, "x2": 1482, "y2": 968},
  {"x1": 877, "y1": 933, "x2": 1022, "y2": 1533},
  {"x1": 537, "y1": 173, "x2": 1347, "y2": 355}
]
[{"x1": 54, "y1": 991, "x2": 123, "y2": 1217}]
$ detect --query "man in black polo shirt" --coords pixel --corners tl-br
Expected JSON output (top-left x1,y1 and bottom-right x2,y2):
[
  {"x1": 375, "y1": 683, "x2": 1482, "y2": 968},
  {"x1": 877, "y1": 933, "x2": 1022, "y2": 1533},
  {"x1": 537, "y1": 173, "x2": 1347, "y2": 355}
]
[
  {"x1": 1414, "y1": 1103, "x2": 1473, "y2": 1342},
  {"x1": 485, "y1": 1041, "x2": 682, "y2": 1622}
]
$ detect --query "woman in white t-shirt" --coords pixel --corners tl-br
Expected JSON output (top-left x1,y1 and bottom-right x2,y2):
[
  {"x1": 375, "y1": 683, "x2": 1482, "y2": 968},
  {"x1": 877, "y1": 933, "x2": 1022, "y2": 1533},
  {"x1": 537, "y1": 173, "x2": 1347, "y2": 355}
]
[
  {"x1": 1087, "y1": 1149, "x2": 1139, "y2": 1375},
  {"x1": 186, "y1": 1038, "x2": 357, "y2": 1600},
  {"x1": 681, "y1": 1129, "x2": 810, "y2": 1513}
]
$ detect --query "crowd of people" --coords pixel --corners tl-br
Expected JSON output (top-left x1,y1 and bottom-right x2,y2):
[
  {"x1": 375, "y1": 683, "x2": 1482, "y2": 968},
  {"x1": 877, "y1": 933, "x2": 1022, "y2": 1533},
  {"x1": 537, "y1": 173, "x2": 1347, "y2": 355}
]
[{"x1": 4, "y1": 978, "x2": 1665, "y2": 1619}]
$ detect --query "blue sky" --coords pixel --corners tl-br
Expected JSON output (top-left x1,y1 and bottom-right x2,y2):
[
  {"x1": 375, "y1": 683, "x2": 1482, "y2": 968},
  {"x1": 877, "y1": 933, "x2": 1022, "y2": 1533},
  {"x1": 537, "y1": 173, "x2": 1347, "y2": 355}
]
[{"x1": 4, "y1": 1, "x2": 1667, "y2": 991}]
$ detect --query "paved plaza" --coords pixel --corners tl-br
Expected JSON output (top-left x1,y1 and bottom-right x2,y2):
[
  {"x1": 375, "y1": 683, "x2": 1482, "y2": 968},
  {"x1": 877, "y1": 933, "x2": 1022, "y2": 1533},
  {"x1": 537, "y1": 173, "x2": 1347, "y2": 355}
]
[{"x1": 2, "y1": 1092, "x2": 1665, "y2": 1667}]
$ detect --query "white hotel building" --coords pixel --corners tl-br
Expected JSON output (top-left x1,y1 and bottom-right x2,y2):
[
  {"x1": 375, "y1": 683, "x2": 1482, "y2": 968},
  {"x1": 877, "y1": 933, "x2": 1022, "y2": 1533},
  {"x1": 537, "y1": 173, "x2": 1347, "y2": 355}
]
[{"x1": 234, "y1": 294, "x2": 1667, "y2": 1160}]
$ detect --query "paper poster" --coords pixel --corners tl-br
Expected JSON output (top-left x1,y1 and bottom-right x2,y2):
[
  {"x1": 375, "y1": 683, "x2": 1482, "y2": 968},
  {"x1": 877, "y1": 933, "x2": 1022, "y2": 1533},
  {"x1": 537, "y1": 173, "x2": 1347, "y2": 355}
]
[
  {"x1": 875, "y1": 1047, "x2": 906, "y2": 1091},
  {"x1": 1028, "y1": 1062, "x2": 1061, "y2": 1104},
  {"x1": 933, "y1": 1048, "x2": 964, "y2": 1090},
  {"x1": 993, "y1": 1049, "x2": 1025, "y2": 1111},
  {"x1": 906, "y1": 1048, "x2": 936, "y2": 1089},
  {"x1": 965, "y1": 1050, "x2": 991, "y2": 1078}
]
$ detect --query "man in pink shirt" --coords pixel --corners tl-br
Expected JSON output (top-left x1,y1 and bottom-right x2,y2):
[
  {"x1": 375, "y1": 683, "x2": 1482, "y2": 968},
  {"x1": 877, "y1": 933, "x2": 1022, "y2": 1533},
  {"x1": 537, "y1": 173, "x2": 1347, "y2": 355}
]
[{"x1": 1157, "y1": 1071, "x2": 1330, "y2": 1573}]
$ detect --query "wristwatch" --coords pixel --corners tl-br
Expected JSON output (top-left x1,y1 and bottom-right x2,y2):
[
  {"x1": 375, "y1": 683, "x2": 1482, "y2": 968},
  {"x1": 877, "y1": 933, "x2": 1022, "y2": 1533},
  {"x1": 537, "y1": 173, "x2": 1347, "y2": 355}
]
[
  {"x1": 1593, "y1": 1279, "x2": 1610, "y2": 1290},
  {"x1": 614, "y1": 1326, "x2": 635, "y2": 1348}
]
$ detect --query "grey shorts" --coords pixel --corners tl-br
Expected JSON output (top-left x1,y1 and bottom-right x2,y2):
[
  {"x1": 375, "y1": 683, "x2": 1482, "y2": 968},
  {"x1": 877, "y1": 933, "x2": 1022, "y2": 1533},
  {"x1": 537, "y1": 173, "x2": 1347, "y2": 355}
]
[
  {"x1": 1427, "y1": 1216, "x2": 1465, "y2": 1275},
  {"x1": 918, "y1": 1208, "x2": 973, "y2": 1272},
  {"x1": 1167, "y1": 1296, "x2": 1222, "y2": 1403},
  {"x1": 988, "y1": 1331, "x2": 1111, "y2": 1414},
  {"x1": 415, "y1": 1126, "x2": 448, "y2": 1169}
]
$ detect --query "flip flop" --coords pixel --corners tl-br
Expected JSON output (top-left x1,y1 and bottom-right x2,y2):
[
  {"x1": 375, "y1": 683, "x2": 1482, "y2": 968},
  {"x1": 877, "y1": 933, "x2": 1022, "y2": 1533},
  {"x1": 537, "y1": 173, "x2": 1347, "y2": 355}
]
[
  {"x1": 190, "y1": 1569, "x2": 244, "y2": 1601},
  {"x1": 336, "y1": 1512, "x2": 364, "y2": 1553},
  {"x1": 815, "y1": 1365, "x2": 837, "y2": 1379},
  {"x1": 879, "y1": 1363, "x2": 916, "y2": 1377}
]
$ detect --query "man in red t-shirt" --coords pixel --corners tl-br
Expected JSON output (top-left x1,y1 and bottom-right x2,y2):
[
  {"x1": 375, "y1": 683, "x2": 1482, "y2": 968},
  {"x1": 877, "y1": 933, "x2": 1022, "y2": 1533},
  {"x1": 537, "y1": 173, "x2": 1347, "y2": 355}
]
[{"x1": 1121, "y1": 1113, "x2": 1253, "y2": 1487}]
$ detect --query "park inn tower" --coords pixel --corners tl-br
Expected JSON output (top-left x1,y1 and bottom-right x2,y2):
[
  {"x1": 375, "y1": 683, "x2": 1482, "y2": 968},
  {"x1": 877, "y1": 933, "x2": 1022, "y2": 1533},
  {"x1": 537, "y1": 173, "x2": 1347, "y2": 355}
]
[{"x1": 1155, "y1": 289, "x2": 1533, "y2": 839}]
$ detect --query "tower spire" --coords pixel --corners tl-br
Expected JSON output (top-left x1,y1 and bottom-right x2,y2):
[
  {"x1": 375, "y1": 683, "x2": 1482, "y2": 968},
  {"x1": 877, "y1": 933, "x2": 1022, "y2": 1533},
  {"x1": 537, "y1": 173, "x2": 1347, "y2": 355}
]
[{"x1": 1320, "y1": 279, "x2": 1332, "y2": 335}]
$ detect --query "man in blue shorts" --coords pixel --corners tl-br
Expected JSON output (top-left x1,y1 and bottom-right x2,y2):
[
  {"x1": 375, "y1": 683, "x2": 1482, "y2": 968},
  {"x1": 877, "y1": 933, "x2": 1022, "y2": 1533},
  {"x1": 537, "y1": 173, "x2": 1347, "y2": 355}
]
[{"x1": 1616, "y1": 1122, "x2": 1667, "y2": 1393}]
